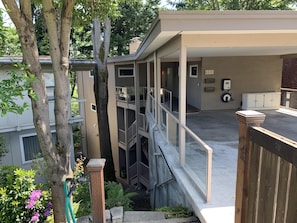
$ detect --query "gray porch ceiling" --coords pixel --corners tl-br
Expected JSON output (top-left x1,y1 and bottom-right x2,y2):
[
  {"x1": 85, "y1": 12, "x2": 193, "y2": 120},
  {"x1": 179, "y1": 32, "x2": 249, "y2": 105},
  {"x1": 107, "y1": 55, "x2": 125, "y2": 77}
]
[
  {"x1": 138, "y1": 10, "x2": 297, "y2": 60},
  {"x1": 163, "y1": 45, "x2": 297, "y2": 59}
]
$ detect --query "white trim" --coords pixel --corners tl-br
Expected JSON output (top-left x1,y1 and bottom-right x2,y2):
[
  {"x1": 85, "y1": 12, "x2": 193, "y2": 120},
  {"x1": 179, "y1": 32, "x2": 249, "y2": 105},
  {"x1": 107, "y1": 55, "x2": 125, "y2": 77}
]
[
  {"x1": 20, "y1": 132, "x2": 39, "y2": 164},
  {"x1": 118, "y1": 67, "x2": 134, "y2": 77}
]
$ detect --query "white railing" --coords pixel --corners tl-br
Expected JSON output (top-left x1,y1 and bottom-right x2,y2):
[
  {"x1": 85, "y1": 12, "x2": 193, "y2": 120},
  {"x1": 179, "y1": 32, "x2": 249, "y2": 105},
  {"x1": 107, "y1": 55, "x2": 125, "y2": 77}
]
[
  {"x1": 149, "y1": 94, "x2": 212, "y2": 203},
  {"x1": 160, "y1": 88, "x2": 173, "y2": 112},
  {"x1": 280, "y1": 87, "x2": 297, "y2": 109},
  {"x1": 116, "y1": 86, "x2": 147, "y2": 102}
]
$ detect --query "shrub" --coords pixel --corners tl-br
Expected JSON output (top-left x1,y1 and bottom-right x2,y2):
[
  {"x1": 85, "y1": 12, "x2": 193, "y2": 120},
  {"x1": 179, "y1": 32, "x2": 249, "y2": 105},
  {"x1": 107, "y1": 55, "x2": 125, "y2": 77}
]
[
  {"x1": 0, "y1": 166, "x2": 52, "y2": 223},
  {"x1": 105, "y1": 181, "x2": 137, "y2": 211}
]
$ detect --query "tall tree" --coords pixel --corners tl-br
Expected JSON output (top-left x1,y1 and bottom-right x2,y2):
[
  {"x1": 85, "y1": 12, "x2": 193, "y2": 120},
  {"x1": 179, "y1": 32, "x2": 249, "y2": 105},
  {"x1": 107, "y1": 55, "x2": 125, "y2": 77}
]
[
  {"x1": 110, "y1": 0, "x2": 160, "y2": 56},
  {"x1": 75, "y1": 0, "x2": 119, "y2": 181},
  {"x1": 1, "y1": 1, "x2": 74, "y2": 222}
]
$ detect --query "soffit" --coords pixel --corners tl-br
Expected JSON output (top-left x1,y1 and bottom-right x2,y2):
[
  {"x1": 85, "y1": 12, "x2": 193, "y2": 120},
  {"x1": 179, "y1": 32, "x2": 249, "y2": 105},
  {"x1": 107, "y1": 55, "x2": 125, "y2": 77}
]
[{"x1": 136, "y1": 10, "x2": 297, "y2": 60}]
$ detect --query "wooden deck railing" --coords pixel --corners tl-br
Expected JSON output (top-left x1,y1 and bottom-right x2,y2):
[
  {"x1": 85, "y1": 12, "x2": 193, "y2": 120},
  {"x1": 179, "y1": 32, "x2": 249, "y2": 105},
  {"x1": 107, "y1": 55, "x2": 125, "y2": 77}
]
[{"x1": 235, "y1": 111, "x2": 297, "y2": 223}]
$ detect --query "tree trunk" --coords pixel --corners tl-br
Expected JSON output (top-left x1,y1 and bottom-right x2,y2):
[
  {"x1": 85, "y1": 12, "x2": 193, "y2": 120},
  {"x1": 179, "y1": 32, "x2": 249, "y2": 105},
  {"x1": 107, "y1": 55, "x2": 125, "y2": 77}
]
[
  {"x1": 2, "y1": 1, "x2": 75, "y2": 222},
  {"x1": 92, "y1": 18, "x2": 116, "y2": 181}
]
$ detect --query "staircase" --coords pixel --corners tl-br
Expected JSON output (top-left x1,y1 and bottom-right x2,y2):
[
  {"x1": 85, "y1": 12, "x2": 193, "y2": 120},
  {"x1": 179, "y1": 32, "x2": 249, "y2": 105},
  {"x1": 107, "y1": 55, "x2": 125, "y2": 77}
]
[
  {"x1": 122, "y1": 211, "x2": 200, "y2": 223},
  {"x1": 77, "y1": 207, "x2": 200, "y2": 223}
]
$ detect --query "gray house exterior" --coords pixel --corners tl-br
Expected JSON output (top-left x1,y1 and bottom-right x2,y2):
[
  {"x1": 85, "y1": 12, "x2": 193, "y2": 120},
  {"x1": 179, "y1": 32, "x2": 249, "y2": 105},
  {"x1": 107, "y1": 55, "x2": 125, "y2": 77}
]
[
  {"x1": 0, "y1": 57, "x2": 95, "y2": 170},
  {"x1": 78, "y1": 10, "x2": 297, "y2": 222}
]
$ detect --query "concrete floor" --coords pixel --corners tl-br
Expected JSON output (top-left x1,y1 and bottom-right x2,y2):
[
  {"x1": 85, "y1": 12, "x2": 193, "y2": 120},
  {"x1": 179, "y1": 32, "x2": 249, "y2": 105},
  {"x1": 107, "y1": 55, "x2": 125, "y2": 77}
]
[{"x1": 184, "y1": 108, "x2": 297, "y2": 223}]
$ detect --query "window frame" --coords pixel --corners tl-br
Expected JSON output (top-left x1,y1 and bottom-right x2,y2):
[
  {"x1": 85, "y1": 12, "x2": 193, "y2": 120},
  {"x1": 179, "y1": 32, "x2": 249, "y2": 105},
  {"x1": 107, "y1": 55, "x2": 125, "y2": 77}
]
[
  {"x1": 20, "y1": 131, "x2": 56, "y2": 164},
  {"x1": 118, "y1": 67, "x2": 134, "y2": 78}
]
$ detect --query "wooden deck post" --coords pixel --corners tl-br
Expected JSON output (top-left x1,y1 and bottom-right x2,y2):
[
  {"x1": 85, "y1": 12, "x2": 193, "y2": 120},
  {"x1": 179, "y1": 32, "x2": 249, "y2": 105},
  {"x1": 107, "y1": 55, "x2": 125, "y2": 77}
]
[
  {"x1": 235, "y1": 111, "x2": 266, "y2": 223},
  {"x1": 87, "y1": 159, "x2": 106, "y2": 223}
]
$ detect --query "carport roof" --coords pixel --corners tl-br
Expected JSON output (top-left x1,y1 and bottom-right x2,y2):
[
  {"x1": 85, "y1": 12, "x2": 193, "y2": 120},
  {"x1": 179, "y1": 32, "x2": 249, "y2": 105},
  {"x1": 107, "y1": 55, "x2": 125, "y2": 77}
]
[{"x1": 108, "y1": 10, "x2": 297, "y2": 63}]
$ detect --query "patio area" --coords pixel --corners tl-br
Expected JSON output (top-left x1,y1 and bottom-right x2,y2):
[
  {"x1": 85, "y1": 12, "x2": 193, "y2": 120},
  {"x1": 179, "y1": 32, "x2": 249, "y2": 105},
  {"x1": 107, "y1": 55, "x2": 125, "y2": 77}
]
[{"x1": 183, "y1": 108, "x2": 297, "y2": 222}]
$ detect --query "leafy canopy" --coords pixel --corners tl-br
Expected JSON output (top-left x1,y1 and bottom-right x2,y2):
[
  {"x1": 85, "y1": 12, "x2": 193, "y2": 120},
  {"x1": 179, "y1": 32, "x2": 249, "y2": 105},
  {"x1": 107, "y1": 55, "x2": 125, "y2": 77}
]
[{"x1": 0, "y1": 63, "x2": 38, "y2": 116}]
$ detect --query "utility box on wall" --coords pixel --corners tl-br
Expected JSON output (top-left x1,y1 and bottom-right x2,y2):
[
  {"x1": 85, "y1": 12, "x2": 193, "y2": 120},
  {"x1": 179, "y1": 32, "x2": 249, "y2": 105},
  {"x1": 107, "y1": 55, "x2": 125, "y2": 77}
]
[{"x1": 242, "y1": 92, "x2": 281, "y2": 110}]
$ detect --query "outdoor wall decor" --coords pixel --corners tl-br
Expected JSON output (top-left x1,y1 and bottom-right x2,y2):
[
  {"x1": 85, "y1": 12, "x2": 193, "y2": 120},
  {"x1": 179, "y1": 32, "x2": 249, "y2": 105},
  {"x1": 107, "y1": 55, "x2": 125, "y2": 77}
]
[
  {"x1": 204, "y1": 87, "x2": 215, "y2": 92},
  {"x1": 189, "y1": 64, "x2": 198, "y2": 78},
  {"x1": 204, "y1": 78, "x2": 215, "y2": 84}
]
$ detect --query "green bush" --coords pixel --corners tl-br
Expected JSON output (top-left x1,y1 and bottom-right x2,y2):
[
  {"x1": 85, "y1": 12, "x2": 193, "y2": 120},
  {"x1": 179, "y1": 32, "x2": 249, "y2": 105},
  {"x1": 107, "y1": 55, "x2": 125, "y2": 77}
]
[
  {"x1": 105, "y1": 181, "x2": 137, "y2": 211},
  {"x1": 0, "y1": 166, "x2": 52, "y2": 223},
  {"x1": 73, "y1": 180, "x2": 137, "y2": 217}
]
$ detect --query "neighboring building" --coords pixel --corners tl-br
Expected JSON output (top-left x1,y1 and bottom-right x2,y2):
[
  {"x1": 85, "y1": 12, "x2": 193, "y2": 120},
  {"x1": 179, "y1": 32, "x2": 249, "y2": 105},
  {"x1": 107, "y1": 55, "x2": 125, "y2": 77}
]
[
  {"x1": 0, "y1": 56, "x2": 95, "y2": 169},
  {"x1": 79, "y1": 10, "x2": 297, "y2": 222}
]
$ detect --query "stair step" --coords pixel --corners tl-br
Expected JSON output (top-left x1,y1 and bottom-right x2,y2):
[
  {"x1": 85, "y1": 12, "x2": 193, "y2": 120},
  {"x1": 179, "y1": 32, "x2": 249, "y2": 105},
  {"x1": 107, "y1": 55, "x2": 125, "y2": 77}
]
[{"x1": 123, "y1": 211, "x2": 199, "y2": 223}]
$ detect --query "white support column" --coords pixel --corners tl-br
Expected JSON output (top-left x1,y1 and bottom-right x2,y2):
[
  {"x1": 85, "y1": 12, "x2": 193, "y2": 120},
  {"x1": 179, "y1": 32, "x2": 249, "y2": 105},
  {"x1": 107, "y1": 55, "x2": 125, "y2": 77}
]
[
  {"x1": 179, "y1": 45, "x2": 187, "y2": 167},
  {"x1": 134, "y1": 61, "x2": 141, "y2": 187},
  {"x1": 153, "y1": 52, "x2": 161, "y2": 125},
  {"x1": 146, "y1": 61, "x2": 151, "y2": 112}
]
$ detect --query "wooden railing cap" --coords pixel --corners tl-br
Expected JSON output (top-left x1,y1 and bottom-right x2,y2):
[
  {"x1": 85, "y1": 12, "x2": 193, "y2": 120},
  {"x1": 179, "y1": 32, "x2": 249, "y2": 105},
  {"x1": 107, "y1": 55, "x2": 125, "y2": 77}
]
[
  {"x1": 236, "y1": 110, "x2": 266, "y2": 124},
  {"x1": 87, "y1": 158, "x2": 106, "y2": 171}
]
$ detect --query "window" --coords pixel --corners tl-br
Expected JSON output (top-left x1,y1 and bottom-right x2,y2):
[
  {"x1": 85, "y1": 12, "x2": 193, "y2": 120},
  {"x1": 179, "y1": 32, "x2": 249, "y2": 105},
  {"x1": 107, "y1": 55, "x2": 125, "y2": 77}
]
[
  {"x1": 118, "y1": 67, "x2": 134, "y2": 77},
  {"x1": 20, "y1": 132, "x2": 56, "y2": 163}
]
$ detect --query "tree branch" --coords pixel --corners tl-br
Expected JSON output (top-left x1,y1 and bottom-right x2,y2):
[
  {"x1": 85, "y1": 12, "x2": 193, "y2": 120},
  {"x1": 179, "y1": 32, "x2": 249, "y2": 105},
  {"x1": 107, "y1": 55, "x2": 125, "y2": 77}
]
[
  {"x1": 42, "y1": 0, "x2": 60, "y2": 65},
  {"x1": 92, "y1": 18, "x2": 103, "y2": 65},
  {"x1": 2, "y1": 0, "x2": 25, "y2": 30},
  {"x1": 103, "y1": 18, "x2": 111, "y2": 64},
  {"x1": 20, "y1": 0, "x2": 32, "y2": 22},
  {"x1": 60, "y1": 0, "x2": 75, "y2": 59}
]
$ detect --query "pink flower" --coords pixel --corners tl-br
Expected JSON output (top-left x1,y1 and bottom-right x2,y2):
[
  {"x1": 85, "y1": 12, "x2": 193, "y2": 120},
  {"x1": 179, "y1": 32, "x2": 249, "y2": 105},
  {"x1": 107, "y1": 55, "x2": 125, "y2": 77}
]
[
  {"x1": 30, "y1": 212, "x2": 39, "y2": 222},
  {"x1": 25, "y1": 199, "x2": 36, "y2": 209},
  {"x1": 29, "y1": 190, "x2": 42, "y2": 201}
]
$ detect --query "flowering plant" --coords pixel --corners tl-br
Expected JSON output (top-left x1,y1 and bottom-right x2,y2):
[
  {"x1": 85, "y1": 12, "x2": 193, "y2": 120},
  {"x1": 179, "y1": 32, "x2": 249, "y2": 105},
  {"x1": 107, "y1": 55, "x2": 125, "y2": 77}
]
[
  {"x1": 25, "y1": 189, "x2": 52, "y2": 222},
  {"x1": 0, "y1": 166, "x2": 52, "y2": 223}
]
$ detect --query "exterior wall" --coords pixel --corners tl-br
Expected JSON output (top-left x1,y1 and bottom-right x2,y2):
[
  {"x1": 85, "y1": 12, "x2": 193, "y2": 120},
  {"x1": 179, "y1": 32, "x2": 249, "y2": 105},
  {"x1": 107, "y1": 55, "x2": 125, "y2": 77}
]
[
  {"x1": 147, "y1": 117, "x2": 195, "y2": 214},
  {"x1": 115, "y1": 64, "x2": 134, "y2": 87},
  {"x1": 1, "y1": 128, "x2": 57, "y2": 170},
  {"x1": 149, "y1": 143, "x2": 191, "y2": 209},
  {"x1": 77, "y1": 71, "x2": 100, "y2": 158},
  {"x1": 200, "y1": 56, "x2": 282, "y2": 110},
  {"x1": 107, "y1": 63, "x2": 120, "y2": 179}
]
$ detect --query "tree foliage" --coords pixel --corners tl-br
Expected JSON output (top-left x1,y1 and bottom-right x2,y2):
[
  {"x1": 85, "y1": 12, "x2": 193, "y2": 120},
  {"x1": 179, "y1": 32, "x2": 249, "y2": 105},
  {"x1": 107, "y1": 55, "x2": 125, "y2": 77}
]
[
  {"x1": 110, "y1": 0, "x2": 160, "y2": 56},
  {"x1": 0, "y1": 63, "x2": 37, "y2": 116},
  {"x1": 0, "y1": 10, "x2": 21, "y2": 56},
  {"x1": 168, "y1": 0, "x2": 297, "y2": 10}
]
